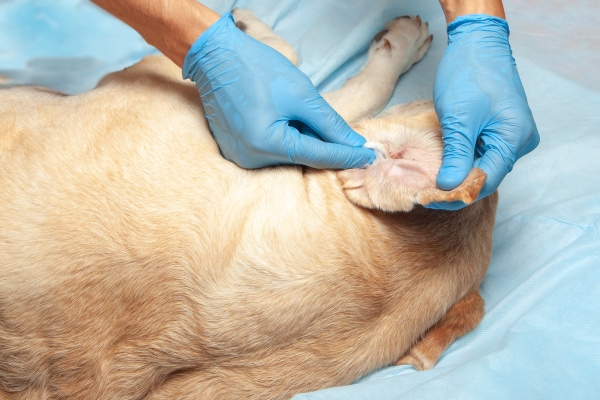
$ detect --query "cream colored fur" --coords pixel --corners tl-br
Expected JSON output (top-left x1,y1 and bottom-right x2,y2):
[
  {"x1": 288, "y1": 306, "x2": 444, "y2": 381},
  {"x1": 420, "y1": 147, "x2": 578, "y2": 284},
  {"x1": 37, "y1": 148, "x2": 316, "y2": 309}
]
[{"x1": 0, "y1": 11, "x2": 497, "y2": 399}]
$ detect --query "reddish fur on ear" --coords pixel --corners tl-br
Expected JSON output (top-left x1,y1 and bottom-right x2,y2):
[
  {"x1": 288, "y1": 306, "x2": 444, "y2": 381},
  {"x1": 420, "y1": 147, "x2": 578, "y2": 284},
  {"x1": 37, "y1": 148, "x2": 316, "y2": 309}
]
[
  {"x1": 417, "y1": 168, "x2": 486, "y2": 206},
  {"x1": 339, "y1": 166, "x2": 486, "y2": 212}
]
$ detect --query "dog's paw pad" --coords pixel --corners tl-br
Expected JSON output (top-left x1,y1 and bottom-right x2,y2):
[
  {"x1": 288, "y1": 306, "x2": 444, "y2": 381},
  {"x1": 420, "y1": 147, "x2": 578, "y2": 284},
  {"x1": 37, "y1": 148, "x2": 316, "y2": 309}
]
[
  {"x1": 373, "y1": 29, "x2": 389, "y2": 43},
  {"x1": 370, "y1": 15, "x2": 432, "y2": 66}
]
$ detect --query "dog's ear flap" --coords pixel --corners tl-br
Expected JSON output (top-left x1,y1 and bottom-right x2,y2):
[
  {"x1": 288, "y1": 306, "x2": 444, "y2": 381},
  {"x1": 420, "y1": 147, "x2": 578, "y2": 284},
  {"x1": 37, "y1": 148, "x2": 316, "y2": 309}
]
[
  {"x1": 415, "y1": 168, "x2": 486, "y2": 205},
  {"x1": 338, "y1": 149, "x2": 486, "y2": 212}
]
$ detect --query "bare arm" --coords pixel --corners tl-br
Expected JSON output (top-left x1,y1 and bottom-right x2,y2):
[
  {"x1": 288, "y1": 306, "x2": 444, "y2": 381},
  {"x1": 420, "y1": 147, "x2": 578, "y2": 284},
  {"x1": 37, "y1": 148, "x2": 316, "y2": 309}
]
[
  {"x1": 439, "y1": 0, "x2": 505, "y2": 23},
  {"x1": 90, "y1": 0, "x2": 220, "y2": 67}
]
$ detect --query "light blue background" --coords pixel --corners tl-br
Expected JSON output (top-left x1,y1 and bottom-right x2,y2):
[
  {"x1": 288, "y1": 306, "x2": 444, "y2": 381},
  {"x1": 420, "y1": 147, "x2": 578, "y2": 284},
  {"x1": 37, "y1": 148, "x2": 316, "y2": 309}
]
[{"x1": 1, "y1": 1, "x2": 599, "y2": 398}]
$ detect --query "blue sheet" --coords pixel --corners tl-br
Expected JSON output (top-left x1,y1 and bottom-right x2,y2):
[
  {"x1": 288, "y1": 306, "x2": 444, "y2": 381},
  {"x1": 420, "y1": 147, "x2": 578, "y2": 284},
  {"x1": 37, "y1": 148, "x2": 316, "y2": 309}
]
[{"x1": 2, "y1": 1, "x2": 599, "y2": 398}]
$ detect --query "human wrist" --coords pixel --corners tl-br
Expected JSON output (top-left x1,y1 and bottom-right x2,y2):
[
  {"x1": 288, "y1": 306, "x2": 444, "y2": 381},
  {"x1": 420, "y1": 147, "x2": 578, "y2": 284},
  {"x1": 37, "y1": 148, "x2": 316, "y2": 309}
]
[
  {"x1": 182, "y1": 12, "x2": 235, "y2": 82},
  {"x1": 153, "y1": 0, "x2": 220, "y2": 67},
  {"x1": 446, "y1": 14, "x2": 510, "y2": 40},
  {"x1": 439, "y1": 0, "x2": 505, "y2": 24}
]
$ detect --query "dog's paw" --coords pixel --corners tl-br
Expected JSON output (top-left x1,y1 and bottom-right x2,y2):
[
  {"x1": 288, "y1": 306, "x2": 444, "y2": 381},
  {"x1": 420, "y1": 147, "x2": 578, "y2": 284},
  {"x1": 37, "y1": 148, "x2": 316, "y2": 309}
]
[
  {"x1": 370, "y1": 15, "x2": 432, "y2": 73},
  {"x1": 231, "y1": 8, "x2": 299, "y2": 66},
  {"x1": 396, "y1": 347, "x2": 436, "y2": 371}
]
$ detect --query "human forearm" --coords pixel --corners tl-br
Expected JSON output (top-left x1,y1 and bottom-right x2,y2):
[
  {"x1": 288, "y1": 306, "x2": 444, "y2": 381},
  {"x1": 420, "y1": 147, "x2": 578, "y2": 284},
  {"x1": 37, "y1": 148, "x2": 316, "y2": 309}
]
[
  {"x1": 439, "y1": 0, "x2": 505, "y2": 23},
  {"x1": 91, "y1": 0, "x2": 220, "y2": 67}
]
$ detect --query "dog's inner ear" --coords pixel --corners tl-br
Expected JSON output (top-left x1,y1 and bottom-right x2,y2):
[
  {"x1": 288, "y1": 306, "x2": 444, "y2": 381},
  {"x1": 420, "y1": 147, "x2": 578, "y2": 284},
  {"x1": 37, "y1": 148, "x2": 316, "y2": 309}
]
[{"x1": 337, "y1": 116, "x2": 486, "y2": 212}]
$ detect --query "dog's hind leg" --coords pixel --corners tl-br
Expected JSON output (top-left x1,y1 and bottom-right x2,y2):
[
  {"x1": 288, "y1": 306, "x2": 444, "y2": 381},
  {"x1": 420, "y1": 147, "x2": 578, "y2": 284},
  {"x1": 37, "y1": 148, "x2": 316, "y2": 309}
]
[
  {"x1": 324, "y1": 16, "x2": 432, "y2": 124},
  {"x1": 395, "y1": 290, "x2": 485, "y2": 370}
]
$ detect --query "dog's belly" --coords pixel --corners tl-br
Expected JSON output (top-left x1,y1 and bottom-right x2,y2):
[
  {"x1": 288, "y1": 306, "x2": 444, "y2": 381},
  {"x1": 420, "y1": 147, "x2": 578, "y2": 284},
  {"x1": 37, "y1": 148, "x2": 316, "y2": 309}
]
[{"x1": 0, "y1": 79, "x2": 383, "y2": 343}]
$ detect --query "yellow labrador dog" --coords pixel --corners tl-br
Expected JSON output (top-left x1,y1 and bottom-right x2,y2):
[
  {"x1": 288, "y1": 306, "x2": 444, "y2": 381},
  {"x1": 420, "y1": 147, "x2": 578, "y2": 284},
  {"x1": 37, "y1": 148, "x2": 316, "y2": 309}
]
[{"x1": 0, "y1": 10, "x2": 497, "y2": 400}]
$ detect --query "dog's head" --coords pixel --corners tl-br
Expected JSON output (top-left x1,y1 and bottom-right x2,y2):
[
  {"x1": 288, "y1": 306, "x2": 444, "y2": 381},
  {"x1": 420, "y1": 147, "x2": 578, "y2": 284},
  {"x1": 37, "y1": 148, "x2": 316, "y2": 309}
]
[{"x1": 337, "y1": 104, "x2": 486, "y2": 212}]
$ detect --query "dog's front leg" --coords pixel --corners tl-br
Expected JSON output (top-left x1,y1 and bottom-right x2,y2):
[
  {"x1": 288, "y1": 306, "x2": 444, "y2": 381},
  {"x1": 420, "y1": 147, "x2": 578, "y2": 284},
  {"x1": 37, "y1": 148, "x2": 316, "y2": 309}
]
[{"x1": 324, "y1": 16, "x2": 432, "y2": 124}]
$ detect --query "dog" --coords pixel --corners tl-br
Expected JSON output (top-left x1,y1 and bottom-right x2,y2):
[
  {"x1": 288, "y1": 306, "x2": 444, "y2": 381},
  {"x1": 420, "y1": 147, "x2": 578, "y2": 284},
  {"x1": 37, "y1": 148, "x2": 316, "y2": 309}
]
[{"x1": 0, "y1": 9, "x2": 497, "y2": 399}]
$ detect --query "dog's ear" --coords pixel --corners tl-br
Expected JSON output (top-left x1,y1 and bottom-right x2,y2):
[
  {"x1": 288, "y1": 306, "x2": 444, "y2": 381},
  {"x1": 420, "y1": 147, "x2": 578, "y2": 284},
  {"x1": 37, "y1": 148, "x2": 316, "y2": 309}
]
[
  {"x1": 337, "y1": 118, "x2": 487, "y2": 212},
  {"x1": 338, "y1": 160, "x2": 486, "y2": 212}
]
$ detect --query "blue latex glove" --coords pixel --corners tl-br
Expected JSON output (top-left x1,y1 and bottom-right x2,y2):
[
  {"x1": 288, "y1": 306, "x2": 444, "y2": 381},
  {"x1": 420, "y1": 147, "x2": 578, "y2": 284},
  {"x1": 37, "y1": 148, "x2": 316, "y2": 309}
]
[
  {"x1": 182, "y1": 13, "x2": 376, "y2": 169},
  {"x1": 428, "y1": 15, "x2": 540, "y2": 210}
]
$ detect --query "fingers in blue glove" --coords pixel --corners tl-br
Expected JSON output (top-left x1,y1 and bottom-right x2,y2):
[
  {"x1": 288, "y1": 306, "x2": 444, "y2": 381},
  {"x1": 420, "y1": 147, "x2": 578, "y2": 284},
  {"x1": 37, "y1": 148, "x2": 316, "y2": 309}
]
[
  {"x1": 431, "y1": 14, "x2": 540, "y2": 210},
  {"x1": 183, "y1": 12, "x2": 374, "y2": 170},
  {"x1": 268, "y1": 75, "x2": 376, "y2": 168},
  {"x1": 436, "y1": 127, "x2": 476, "y2": 191},
  {"x1": 270, "y1": 75, "x2": 372, "y2": 144},
  {"x1": 283, "y1": 123, "x2": 376, "y2": 169}
]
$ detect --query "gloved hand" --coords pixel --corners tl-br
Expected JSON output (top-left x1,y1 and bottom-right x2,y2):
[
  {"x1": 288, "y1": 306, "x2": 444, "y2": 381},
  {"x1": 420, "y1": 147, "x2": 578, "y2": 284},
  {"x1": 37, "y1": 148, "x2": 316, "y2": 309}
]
[
  {"x1": 182, "y1": 13, "x2": 376, "y2": 169},
  {"x1": 428, "y1": 15, "x2": 539, "y2": 210}
]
